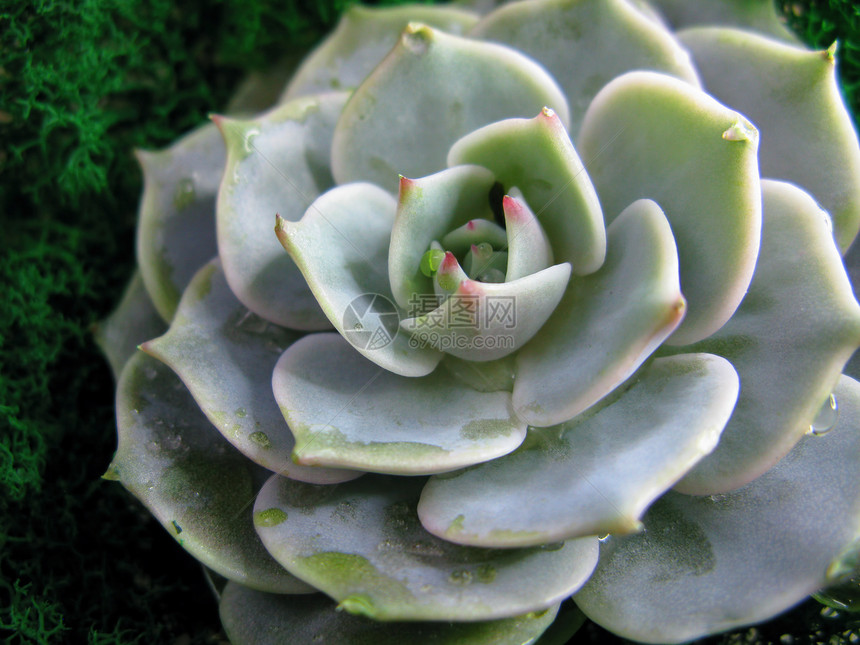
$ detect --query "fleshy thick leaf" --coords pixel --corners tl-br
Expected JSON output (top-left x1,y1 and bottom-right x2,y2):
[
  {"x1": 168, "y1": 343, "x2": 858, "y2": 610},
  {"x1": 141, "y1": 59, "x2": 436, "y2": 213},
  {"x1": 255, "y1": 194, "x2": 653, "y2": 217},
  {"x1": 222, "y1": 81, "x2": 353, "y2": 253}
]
[
  {"x1": 470, "y1": 0, "x2": 700, "y2": 134},
  {"x1": 272, "y1": 333, "x2": 527, "y2": 475},
  {"x1": 678, "y1": 27, "x2": 860, "y2": 251},
  {"x1": 513, "y1": 199, "x2": 685, "y2": 427},
  {"x1": 448, "y1": 109, "x2": 604, "y2": 274},
  {"x1": 645, "y1": 0, "x2": 799, "y2": 43},
  {"x1": 220, "y1": 583, "x2": 560, "y2": 645},
  {"x1": 401, "y1": 264, "x2": 571, "y2": 362},
  {"x1": 502, "y1": 192, "x2": 554, "y2": 282},
  {"x1": 277, "y1": 183, "x2": 442, "y2": 377},
  {"x1": 578, "y1": 71, "x2": 761, "y2": 344},
  {"x1": 331, "y1": 23, "x2": 570, "y2": 193},
  {"x1": 574, "y1": 374, "x2": 860, "y2": 644},
  {"x1": 215, "y1": 93, "x2": 348, "y2": 330},
  {"x1": 281, "y1": 4, "x2": 479, "y2": 101},
  {"x1": 94, "y1": 271, "x2": 166, "y2": 380},
  {"x1": 254, "y1": 473, "x2": 598, "y2": 621},
  {"x1": 662, "y1": 180, "x2": 860, "y2": 494},
  {"x1": 419, "y1": 353, "x2": 738, "y2": 547},
  {"x1": 109, "y1": 351, "x2": 313, "y2": 594},
  {"x1": 142, "y1": 260, "x2": 360, "y2": 485},
  {"x1": 136, "y1": 123, "x2": 224, "y2": 322},
  {"x1": 389, "y1": 166, "x2": 497, "y2": 312}
]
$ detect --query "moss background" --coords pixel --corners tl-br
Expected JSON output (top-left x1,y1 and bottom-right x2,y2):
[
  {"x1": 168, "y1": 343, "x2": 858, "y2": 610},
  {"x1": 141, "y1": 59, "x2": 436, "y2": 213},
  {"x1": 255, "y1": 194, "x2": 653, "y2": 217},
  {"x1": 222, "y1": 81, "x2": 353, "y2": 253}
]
[{"x1": 1, "y1": 0, "x2": 859, "y2": 643}]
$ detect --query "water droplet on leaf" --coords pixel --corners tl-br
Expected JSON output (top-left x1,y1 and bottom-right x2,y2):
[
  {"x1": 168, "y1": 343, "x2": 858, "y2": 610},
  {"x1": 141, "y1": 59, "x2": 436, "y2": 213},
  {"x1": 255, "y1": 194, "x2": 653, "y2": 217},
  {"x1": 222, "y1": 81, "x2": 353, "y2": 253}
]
[{"x1": 810, "y1": 393, "x2": 838, "y2": 435}]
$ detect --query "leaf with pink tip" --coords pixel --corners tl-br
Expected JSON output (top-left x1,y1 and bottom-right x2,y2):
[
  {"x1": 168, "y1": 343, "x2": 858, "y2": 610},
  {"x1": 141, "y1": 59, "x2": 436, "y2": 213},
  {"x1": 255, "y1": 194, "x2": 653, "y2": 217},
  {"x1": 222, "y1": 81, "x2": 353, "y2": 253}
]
[
  {"x1": 331, "y1": 23, "x2": 570, "y2": 193},
  {"x1": 109, "y1": 351, "x2": 314, "y2": 594},
  {"x1": 470, "y1": 0, "x2": 701, "y2": 135},
  {"x1": 574, "y1": 374, "x2": 860, "y2": 644},
  {"x1": 389, "y1": 165, "x2": 497, "y2": 312},
  {"x1": 253, "y1": 472, "x2": 598, "y2": 621},
  {"x1": 502, "y1": 191, "x2": 554, "y2": 282},
  {"x1": 513, "y1": 199, "x2": 685, "y2": 428},
  {"x1": 578, "y1": 71, "x2": 761, "y2": 345},
  {"x1": 448, "y1": 109, "x2": 604, "y2": 274},
  {"x1": 281, "y1": 4, "x2": 479, "y2": 101},
  {"x1": 678, "y1": 27, "x2": 860, "y2": 251},
  {"x1": 219, "y1": 582, "x2": 562, "y2": 645},
  {"x1": 272, "y1": 333, "x2": 527, "y2": 475},
  {"x1": 419, "y1": 353, "x2": 738, "y2": 547},
  {"x1": 216, "y1": 92, "x2": 348, "y2": 331},
  {"x1": 136, "y1": 123, "x2": 224, "y2": 322},
  {"x1": 142, "y1": 259, "x2": 361, "y2": 485},
  {"x1": 662, "y1": 180, "x2": 860, "y2": 494},
  {"x1": 401, "y1": 264, "x2": 571, "y2": 362}
]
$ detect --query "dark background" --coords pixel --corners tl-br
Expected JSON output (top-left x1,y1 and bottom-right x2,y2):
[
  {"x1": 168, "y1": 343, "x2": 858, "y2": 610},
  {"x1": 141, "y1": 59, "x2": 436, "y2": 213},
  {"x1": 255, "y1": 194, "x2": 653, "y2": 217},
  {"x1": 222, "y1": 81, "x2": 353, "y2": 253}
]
[{"x1": 1, "y1": 1, "x2": 859, "y2": 642}]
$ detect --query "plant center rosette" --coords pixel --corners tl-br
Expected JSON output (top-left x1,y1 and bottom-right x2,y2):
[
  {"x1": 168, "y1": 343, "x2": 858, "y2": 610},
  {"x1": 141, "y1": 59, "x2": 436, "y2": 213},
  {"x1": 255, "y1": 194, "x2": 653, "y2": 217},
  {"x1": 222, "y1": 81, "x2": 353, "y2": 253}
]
[{"x1": 96, "y1": 1, "x2": 860, "y2": 643}]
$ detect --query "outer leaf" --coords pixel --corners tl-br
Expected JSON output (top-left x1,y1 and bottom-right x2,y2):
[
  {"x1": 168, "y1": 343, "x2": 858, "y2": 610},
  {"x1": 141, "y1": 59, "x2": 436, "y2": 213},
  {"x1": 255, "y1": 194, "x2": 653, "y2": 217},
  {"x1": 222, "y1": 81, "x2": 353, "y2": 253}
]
[
  {"x1": 400, "y1": 264, "x2": 571, "y2": 362},
  {"x1": 331, "y1": 23, "x2": 570, "y2": 193},
  {"x1": 470, "y1": 0, "x2": 700, "y2": 134},
  {"x1": 142, "y1": 259, "x2": 360, "y2": 485},
  {"x1": 272, "y1": 333, "x2": 527, "y2": 475},
  {"x1": 645, "y1": 0, "x2": 800, "y2": 43},
  {"x1": 109, "y1": 351, "x2": 313, "y2": 594},
  {"x1": 253, "y1": 473, "x2": 598, "y2": 621},
  {"x1": 281, "y1": 4, "x2": 480, "y2": 101},
  {"x1": 678, "y1": 27, "x2": 860, "y2": 251},
  {"x1": 663, "y1": 180, "x2": 860, "y2": 494},
  {"x1": 448, "y1": 109, "x2": 604, "y2": 274},
  {"x1": 513, "y1": 199, "x2": 685, "y2": 428},
  {"x1": 93, "y1": 271, "x2": 166, "y2": 380},
  {"x1": 215, "y1": 92, "x2": 348, "y2": 330},
  {"x1": 574, "y1": 375, "x2": 860, "y2": 644},
  {"x1": 578, "y1": 71, "x2": 761, "y2": 345},
  {"x1": 277, "y1": 183, "x2": 442, "y2": 377},
  {"x1": 389, "y1": 166, "x2": 497, "y2": 312},
  {"x1": 220, "y1": 583, "x2": 560, "y2": 645},
  {"x1": 419, "y1": 354, "x2": 738, "y2": 546},
  {"x1": 135, "y1": 123, "x2": 224, "y2": 322}
]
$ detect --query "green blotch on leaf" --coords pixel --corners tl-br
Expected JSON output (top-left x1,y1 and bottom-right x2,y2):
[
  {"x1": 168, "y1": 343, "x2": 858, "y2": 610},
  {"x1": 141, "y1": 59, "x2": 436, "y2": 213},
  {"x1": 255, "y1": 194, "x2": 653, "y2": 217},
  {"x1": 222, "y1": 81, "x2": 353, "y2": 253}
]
[
  {"x1": 460, "y1": 418, "x2": 516, "y2": 441},
  {"x1": 254, "y1": 507, "x2": 288, "y2": 528},
  {"x1": 249, "y1": 431, "x2": 271, "y2": 449},
  {"x1": 172, "y1": 177, "x2": 196, "y2": 209},
  {"x1": 299, "y1": 552, "x2": 414, "y2": 613}
]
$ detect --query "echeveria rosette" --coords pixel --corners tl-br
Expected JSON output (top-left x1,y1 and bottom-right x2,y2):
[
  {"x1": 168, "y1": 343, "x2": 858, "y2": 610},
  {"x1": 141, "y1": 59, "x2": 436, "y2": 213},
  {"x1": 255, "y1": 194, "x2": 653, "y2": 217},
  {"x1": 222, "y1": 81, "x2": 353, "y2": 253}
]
[{"x1": 95, "y1": 1, "x2": 860, "y2": 643}]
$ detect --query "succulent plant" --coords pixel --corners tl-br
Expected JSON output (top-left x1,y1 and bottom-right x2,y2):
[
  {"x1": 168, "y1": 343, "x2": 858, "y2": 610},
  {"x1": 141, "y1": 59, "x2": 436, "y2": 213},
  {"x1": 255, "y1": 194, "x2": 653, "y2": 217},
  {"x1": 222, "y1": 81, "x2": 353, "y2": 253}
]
[{"x1": 96, "y1": 0, "x2": 860, "y2": 643}]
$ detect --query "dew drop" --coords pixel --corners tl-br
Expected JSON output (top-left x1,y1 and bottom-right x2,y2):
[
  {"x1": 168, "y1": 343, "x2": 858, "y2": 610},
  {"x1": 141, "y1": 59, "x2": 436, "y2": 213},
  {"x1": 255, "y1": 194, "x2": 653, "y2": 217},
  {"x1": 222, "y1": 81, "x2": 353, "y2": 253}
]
[
  {"x1": 820, "y1": 605, "x2": 841, "y2": 619},
  {"x1": 810, "y1": 393, "x2": 838, "y2": 435},
  {"x1": 243, "y1": 128, "x2": 260, "y2": 154},
  {"x1": 540, "y1": 541, "x2": 565, "y2": 551},
  {"x1": 254, "y1": 507, "x2": 287, "y2": 527},
  {"x1": 338, "y1": 594, "x2": 375, "y2": 617},
  {"x1": 235, "y1": 407, "x2": 247, "y2": 418},
  {"x1": 448, "y1": 569, "x2": 473, "y2": 585}
]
